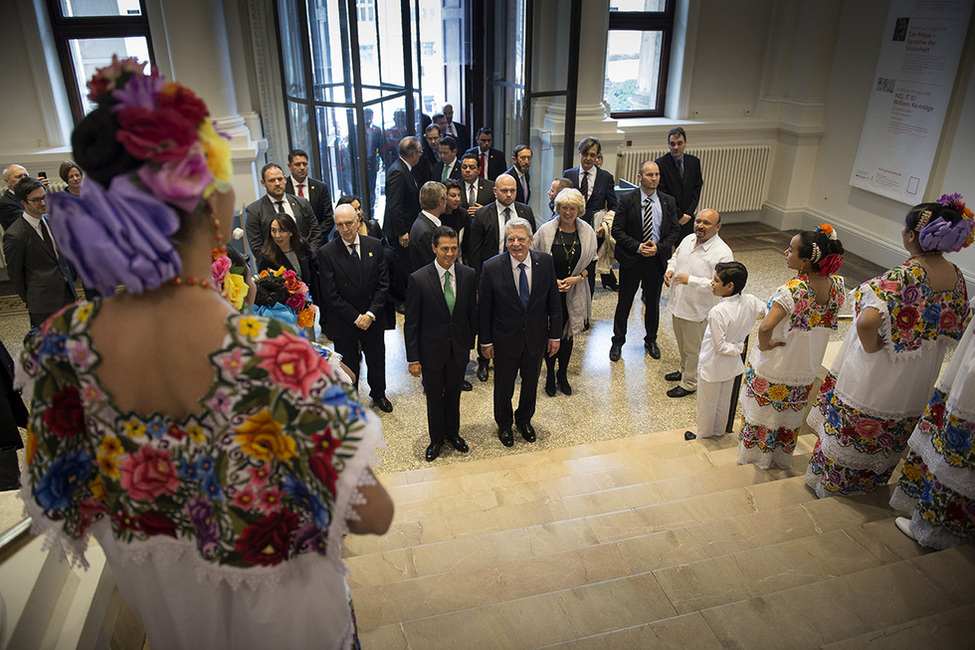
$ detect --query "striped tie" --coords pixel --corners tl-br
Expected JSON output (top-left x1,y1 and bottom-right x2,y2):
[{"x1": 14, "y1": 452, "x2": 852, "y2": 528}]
[{"x1": 642, "y1": 198, "x2": 653, "y2": 243}]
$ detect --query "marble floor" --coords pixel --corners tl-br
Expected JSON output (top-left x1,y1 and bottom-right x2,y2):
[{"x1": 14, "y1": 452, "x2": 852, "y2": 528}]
[{"x1": 0, "y1": 223, "x2": 887, "y2": 535}]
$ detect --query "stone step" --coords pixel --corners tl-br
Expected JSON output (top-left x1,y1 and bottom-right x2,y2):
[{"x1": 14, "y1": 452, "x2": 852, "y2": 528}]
[
  {"x1": 347, "y1": 433, "x2": 819, "y2": 559},
  {"x1": 356, "y1": 533, "x2": 972, "y2": 649},
  {"x1": 348, "y1": 491, "x2": 905, "y2": 630},
  {"x1": 822, "y1": 603, "x2": 975, "y2": 648}
]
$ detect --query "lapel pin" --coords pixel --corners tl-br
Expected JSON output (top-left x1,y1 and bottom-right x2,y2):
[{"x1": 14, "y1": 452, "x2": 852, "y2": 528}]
[{"x1": 368, "y1": 251, "x2": 373, "y2": 257}]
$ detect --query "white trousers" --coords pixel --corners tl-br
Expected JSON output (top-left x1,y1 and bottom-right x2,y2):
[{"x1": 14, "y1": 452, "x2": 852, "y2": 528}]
[{"x1": 696, "y1": 377, "x2": 735, "y2": 437}]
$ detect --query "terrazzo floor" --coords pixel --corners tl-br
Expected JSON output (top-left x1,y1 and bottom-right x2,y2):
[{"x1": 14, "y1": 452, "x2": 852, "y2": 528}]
[{"x1": 0, "y1": 222, "x2": 888, "y2": 535}]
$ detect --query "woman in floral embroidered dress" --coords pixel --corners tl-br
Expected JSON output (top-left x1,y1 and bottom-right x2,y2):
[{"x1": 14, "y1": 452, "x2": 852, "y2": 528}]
[
  {"x1": 806, "y1": 199, "x2": 972, "y2": 498},
  {"x1": 739, "y1": 225, "x2": 846, "y2": 469},
  {"x1": 19, "y1": 59, "x2": 392, "y2": 650},
  {"x1": 890, "y1": 294, "x2": 975, "y2": 549}
]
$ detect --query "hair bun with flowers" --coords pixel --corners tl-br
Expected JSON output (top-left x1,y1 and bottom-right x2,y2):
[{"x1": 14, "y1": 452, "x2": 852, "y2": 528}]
[
  {"x1": 46, "y1": 56, "x2": 233, "y2": 297},
  {"x1": 923, "y1": 192, "x2": 975, "y2": 252}
]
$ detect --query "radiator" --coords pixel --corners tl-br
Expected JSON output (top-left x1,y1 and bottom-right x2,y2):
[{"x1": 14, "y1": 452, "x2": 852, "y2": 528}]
[{"x1": 615, "y1": 145, "x2": 770, "y2": 213}]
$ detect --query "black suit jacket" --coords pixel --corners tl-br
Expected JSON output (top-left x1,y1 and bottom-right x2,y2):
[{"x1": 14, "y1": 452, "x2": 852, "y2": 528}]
[
  {"x1": 383, "y1": 157, "x2": 422, "y2": 240},
  {"x1": 286, "y1": 176, "x2": 334, "y2": 236},
  {"x1": 433, "y1": 159, "x2": 462, "y2": 183},
  {"x1": 2, "y1": 217, "x2": 77, "y2": 318},
  {"x1": 655, "y1": 153, "x2": 703, "y2": 239},
  {"x1": 445, "y1": 121, "x2": 469, "y2": 153},
  {"x1": 0, "y1": 191, "x2": 22, "y2": 231},
  {"x1": 408, "y1": 212, "x2": 439, "y2": 272},
  {"x1": 611, "y1": 189, "x2": 681, "y2": 270},
  {"x1": 405, "y1": 262, "x2": 477, "y2": 369},
  {"x1": 505, "y1": 166, "x2": 531, "y2": 204},
  {"x1": 563, "y1": 166, "x2": 618, "y2": 225},
  {"x1": 316, "y1": 235, "x2": 388, "y2": 341},
  {"x1": 245, "y1": 194, "x2": 323, "y2": 264},
  {"x1": 464, "y1": 146, "x2": 506, "y2": 182},
  {"x1": 478, "y1": 251, "x2": 561, "y2": 357},
  {"x1": 467, "y1": 201, "x2": 536, "y2": 278},
  {"x1": 459, "y1": 178, "x2": 495, "y2": 214},
  {"x1": 415, "y1": 147, "x2": 439, "y2": 185}
]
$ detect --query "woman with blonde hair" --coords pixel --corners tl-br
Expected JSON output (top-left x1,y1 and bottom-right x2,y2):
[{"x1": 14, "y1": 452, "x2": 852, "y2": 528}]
[{"x1": 533, "y1": 188, "x2": 598, "y2": 396}]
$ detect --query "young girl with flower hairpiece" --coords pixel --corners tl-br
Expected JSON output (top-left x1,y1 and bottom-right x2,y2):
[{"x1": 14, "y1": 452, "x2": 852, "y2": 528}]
[
  {"x1": 17, "y1": 58, "x2": 392, "y2": 649},
  {"x1": 739, "y1": 224, "x2": 846, "y2": 469},
  {"x1": 806, "y1": 198, "x2": 972, "y2": 498}
]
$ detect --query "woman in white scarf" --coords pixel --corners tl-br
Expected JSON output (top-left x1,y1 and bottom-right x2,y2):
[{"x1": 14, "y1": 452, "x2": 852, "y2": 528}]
[{"x1": 533, "y1": 188, "x2": 599, "y2": 396}]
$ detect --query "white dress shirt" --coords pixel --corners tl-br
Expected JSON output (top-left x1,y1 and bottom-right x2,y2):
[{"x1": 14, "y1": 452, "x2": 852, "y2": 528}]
[
  {"x1": 23, "y1": 213, "x2": 59, "y2": 256},
  {"x1": 667, "y1": 233, "x2": 734, "y2": 321},
  {"x1": 508, "y1": 252, "x2": 532, "y2": 291},
  {"x1": 495, "y1": 203, "x2": 516, "y2": 253},
  {"x1": 270, "y1": 195, "x2": 295, "y2": 219},
  {"x1": 578, "y1": 167, "x2": 593, "y2": 201},
  {"x1": 420, "y1": 210, "x2": 442, "y2": 228},
  {"x1": 698, "y1": 293, "x2": 767, "y2": 383},
  {"x1": 290, "y1": 176, "x2": 308, "y2": 199}
]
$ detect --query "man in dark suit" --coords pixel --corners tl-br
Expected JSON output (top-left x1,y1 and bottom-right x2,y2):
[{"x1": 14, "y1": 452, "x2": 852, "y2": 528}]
[
  {"x1": 563, "y1": 137, "x2": 618, "y2": 227},
  {"x1": 285, "y1": 148, "x2": 334, "y2": 237},
  {"x1": 504, "y1": 144, "x2": 532, "y2": 204},
  {"x1": 464, "y1": 128, "x2": 506, "y2": 182},
  {"x1": 2, "y1": 177, "x2": 77, "y2": 327},
  {"x1": 433, "y1": 136, "x2": 462, "y2": 183},
  {"x1": 316, "y1": 204, "x2": 393, "y2": 413},
  {"x1": 245, "y1": 163, "x2": 323, "y2": 265},
  {"x1": 383, "y1": 136, "x2": 423, "y2": 306},
  {"x1": 441, "y1": 104, "x2": 469, "y2": 153},
  {"x1": 405, "y1": 225, "x2": 477, "y2": 461},
  {"x1": 468, "y1": 174, "x2": 536, "y2": 281},
  {"x1": 0, "y1": 165, "x2": 28, "y2": 231},
  {"x1": 610, "y1": 160, "x2": 681, "y2": 362},
  {"x1": 459, "y1": 154, "x2": 495, "y2": 221},
  {"x1": 478, "y1": 217, "x2": 561, "y2": 447},
  {"x1": 654, "y1": 127, "x2": 703, "y2": 241},
  {"x1": 409, "y1": 181, "x2": 447, "y2": 272},
  {"x1": 415, "y1": 124, "x2": 442, "y2": 185}
]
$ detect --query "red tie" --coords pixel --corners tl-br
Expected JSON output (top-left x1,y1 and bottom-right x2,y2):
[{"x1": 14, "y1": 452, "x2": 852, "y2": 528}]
[
  {"x1": 480, "y1": 152, "x2": 487, "y2": 178},
  {"x1": 40, "y1": 220, "x2": 56, "y2": 257},
  {"x1": 297, "y1": 183, "x2": 305, "y2": 198}
]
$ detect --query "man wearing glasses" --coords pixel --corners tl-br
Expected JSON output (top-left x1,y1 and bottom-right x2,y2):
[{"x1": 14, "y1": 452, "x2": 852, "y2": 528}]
[{"x1": 2, "y1": 177, "x2": 77, "y2": 327}]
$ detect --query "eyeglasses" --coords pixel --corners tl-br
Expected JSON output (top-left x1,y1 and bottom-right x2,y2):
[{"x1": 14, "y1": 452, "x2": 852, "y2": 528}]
[{"x1": 25, "y1": 196, "x2": 47, "y2": 205}]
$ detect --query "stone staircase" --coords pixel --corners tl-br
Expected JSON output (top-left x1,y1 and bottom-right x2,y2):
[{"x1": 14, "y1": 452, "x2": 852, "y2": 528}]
[{"x1": 344, "y1": 430, "x2": 975, "y2": 648}]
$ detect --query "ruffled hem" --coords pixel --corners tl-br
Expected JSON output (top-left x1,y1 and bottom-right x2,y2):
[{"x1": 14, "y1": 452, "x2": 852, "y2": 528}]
[
  {"x1": 19, "y1": 485, "x2": 93, "y2": 570},
  {"x1": 907, "y1": 429, "x2": 975, "y2": 500},
  {"x1": 831, "y1": 383, "x2": 926, "y2": 422},
  {"x1": 889, "y1": 487, "x2": 975, "y2": 550},
  {"x1": 742, "y1": 398, "x2": 808, "y2": 427},
  {"x1": 816, "y1": 426, "x2": 906, "y2": 472},
  {"x1": 738, "y1": 443, "x2": 795, "y2": 470}
]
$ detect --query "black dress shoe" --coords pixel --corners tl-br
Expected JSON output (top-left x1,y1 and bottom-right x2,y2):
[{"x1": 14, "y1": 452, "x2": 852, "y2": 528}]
[
  {"x1": 601, "y1": 274, "x2": 619, "y2": 291},
  {"x1": 446, "y1": 434, "x2": 469, "y2": 453},
  {"x1": 609, "y1": 344, "x2": 622, "y2": 362},
  {"x1": 477, "y1": 361, "x2": 490, "y2": 382},
  {"x1": 372, "y1": 396, "x2": 393, "y2": 412},
  {"x1": 461, "y1": 380, "x2": 473, "y2": 392},
  {"x1": 557, "y1": 375, "x2": 572, "y2": 396},
  {"x1": 425, "y1": 442, "x2": 442, "y2": 462},
  {"x1": 545, "y1": 371, "x2": 557, "y2": 397},
  {"x1": 645, "y1": 341, "x2": 661, "y2": 359},
  {"x1": 664, "y1": 371, "x2": 682, "y2": 382},
  {"x1": 666, "y1": 385, "x2": 695, "y2": 398},
  {"x1": 516, "y1": 422, "x2": 536, "y2": 443},
  {"x1": 498, "y1": 427, "x2": 514, "y2": 447}
]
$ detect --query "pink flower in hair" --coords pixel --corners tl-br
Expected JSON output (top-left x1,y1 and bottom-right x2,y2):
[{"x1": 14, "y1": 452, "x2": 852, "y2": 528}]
[
  {"x1": 137, "y1": 144, "x2": 215, "y2": 212},
  {"x1": 211, "y1": 254, "x2": 231, "y2": 284}
]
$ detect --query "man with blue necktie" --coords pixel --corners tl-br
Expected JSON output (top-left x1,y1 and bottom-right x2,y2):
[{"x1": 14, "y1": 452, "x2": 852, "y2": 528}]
[
  {"x1": 609, "y1": 160, "x2": 681, "y2": 362},
  {"x1": 478, "y1": 218, "x2": 561, "y2": 447}
]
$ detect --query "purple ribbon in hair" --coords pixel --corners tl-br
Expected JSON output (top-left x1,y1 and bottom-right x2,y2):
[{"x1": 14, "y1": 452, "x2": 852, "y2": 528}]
[
  {"x1": 919, "y1": 216, "x2": 974, "y2": 254},
  {"x1": 47, "y1": 175, "x2": 182, "y2": 296}
]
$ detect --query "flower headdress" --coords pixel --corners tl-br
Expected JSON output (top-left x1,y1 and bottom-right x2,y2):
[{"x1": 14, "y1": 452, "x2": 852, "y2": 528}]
[
  {"x1": 811, "y1": 223, "x2": 843, "y2": 276},
  {"x1": 925, "y1": 193, "x2": 975, "y2": 252},
  {"x1": 47, "y1": 56, "x2": 233, "y2": 296}
]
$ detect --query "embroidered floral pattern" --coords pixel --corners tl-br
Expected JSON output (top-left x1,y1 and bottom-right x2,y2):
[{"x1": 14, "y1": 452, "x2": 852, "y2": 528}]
[
  {"x1": 744, "y1": 366, "x2": 812, "y2": 412},
  {"x1": 814, "y1": 378, "x2": 918, "y2": 457},
  {"x1": 22, "y1": 301, "x2": 369, "y2": 569},
  {"x1": 739, "y1": 422, "x2": 798, "y2": 454},
  {"x1": 857, "y1": 260, "x2": 969, "y2": 354},
  {"x1": 807, "y1": 440, "x2": 895, "y2": 496},
  {"x1": 896, "y1": 451, "x2": 975, "y2": 542},
  {"x1": 779, "y1": 275, "x2": 844, "y2": 333}
]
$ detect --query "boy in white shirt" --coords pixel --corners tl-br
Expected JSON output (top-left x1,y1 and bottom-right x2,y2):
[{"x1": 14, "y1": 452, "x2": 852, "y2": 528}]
[{"x1": 687, "y1": 262, "x2": 766, "y2": 439}]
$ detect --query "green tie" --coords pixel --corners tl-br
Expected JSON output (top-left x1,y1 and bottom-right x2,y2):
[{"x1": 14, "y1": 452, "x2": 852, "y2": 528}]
[
  {"x1": 443, "y1": 270, "x2": 455, "y2": 314},
  {"x1": 441, "y1": 164, "x2": 449, "y2": 181}
]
